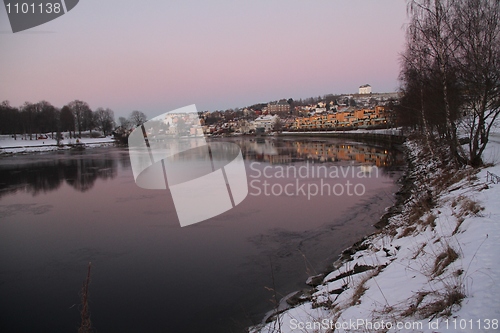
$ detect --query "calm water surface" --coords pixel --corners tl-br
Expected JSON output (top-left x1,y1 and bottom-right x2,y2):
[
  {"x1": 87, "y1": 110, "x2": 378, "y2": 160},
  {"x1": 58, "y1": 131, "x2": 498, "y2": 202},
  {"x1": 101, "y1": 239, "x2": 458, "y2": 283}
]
[{"x1": 0, "y1": 137, "x2": 404, "y2": 333}]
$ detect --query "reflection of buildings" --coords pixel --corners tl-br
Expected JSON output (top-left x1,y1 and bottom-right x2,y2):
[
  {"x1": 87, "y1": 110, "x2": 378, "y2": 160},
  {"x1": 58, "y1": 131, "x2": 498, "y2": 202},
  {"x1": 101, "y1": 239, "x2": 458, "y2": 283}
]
[
  {"x1": 229, "y1": 138, "x2": 403, "y2": 168},
  {"x1": 294, "y1": 142, "x2": 391, "y2": 167}
]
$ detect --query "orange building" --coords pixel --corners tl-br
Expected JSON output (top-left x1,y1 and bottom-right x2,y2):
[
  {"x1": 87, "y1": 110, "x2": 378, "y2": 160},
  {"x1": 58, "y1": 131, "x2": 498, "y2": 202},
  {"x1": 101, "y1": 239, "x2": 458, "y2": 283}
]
[{"x1": 293, "y1": 106, "x2": 392, "y2": 130}]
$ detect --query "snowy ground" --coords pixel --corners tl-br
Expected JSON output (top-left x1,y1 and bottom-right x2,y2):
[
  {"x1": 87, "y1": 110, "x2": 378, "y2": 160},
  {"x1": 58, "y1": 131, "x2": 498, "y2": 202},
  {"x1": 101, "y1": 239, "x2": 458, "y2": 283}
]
[
  {"x1": 0, "y1": 134, "x2": 115, "y2": 154},
  {"x1": 250, "y1": 135, "x2": 500, "y2": 333}
]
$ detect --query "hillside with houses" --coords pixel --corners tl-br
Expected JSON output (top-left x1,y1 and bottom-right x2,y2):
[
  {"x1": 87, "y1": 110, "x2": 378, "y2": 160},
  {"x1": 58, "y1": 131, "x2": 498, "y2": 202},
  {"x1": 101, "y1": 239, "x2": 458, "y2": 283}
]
[{"x1": 197, "y1": 86, "x2": 399, "y2": 136}]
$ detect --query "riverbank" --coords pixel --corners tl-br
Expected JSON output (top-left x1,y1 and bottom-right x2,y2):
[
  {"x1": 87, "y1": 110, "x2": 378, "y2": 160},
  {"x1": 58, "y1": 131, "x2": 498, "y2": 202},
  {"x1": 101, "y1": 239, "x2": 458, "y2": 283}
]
[
  {"x1": 250, "y1": 135, "x2": 500, "y2": 333},
  {"x1": 0, "y1": 135, "x2": 116, "y2": 155}
]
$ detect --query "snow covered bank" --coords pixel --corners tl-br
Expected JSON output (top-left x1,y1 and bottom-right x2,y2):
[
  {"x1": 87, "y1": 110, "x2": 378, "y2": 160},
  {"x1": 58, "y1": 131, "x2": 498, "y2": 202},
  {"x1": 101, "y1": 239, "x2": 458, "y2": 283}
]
[
  {"x1": 250, "y1": 136, "x2": 500, "y2": 333},
  {"x1": 0, "y1": 134, "x2": 116, "y2": 155}
]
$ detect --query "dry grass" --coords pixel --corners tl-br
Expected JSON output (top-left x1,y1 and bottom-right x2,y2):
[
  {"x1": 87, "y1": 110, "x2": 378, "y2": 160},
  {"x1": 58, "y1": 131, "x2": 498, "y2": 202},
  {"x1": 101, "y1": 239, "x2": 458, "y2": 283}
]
[
  {"x1": 423, "y1": 214, "x2": 437, "y2": 228},
  {"x1": 431, "y1": 168, "x2": 471, "y2": 193},
  {"x1": 349, "y1": 267, "x2": 383, "y2": 307},
  {"x1": 452, "y1": 195, "x2": 483, "y2": 216},
  {"x1": 399, "y1": 225, "x2": 417, "y2": 238},
  {"x1": 401, "y1": 291, "x2": 431, "y2": 317},
  {"x1": 453, "y1": 217, "x2": 466, "y2": 235},
  {"x1": 433, "y1": 246, "x2": 459, "y2": 277},
  {"x1": 460, "y1": 198, "x2": 483, "y2": 216},
  {"x1": 408, "y1": 194, "x2": 433, "y2": 223},
  {"x1": 411, "y1": 243, "x2": 426, "y2": 260},
  {"x1": 418, "y1": 286, "x2": 465, "y2": 318},
  {"x1": 398, "y1": 199, "x2": 437, "y2": 238},
  {"x1": 78, "y1": 262, "x2": 93, "y2": 333},
  {"x1": 350, "y1": 283, "x2": 368, "y2": 306},
  {"x1": 451, "y1": 196, "x2": 484, "y2": 234}
]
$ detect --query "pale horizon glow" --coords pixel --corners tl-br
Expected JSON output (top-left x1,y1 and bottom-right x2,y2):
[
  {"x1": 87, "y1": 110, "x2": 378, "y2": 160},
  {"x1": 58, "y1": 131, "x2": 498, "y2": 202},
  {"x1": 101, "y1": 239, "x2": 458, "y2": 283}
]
[{"x1": 0, "y1": 1, "x2": 408, "y2": 118}]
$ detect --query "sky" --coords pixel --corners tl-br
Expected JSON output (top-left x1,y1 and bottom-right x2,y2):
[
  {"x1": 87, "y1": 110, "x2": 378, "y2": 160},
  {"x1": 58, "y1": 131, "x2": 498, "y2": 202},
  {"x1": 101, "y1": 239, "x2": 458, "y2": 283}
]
[{"x1": 0, "y1": 1, "x2": 409, "y2": 119}]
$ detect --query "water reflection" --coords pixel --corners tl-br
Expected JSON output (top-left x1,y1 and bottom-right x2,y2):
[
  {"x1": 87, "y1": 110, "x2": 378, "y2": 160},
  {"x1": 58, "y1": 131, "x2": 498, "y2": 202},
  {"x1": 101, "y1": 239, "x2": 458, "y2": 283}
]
[
  {"x1": 161, "y1": 137, "x2": 403, "y2": 167},
  {"x1": 0, "y1": 153, "x2": 117, "y2": 198},
  {"x1": 227, "y1": 137, "x2": 405, "y2": 167},
  {"x1": 0, "y1": 139, "x2": 403, "y2": 198}
]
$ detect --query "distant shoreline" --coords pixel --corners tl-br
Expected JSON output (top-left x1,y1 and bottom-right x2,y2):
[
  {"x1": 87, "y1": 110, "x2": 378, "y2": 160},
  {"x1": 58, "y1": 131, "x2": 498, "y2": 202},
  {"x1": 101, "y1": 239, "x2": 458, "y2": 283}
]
[
  {"x1": 0, "y1": 140, "x2": 117, "y2": 156},
  {"x1": 0, "y1": 134, "x2": 117, "y2": 155}
]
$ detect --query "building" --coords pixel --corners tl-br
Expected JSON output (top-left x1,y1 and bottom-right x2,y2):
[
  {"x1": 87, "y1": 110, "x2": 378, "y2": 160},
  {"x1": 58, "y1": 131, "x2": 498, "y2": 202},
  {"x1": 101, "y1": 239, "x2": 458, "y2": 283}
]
[
  {"x1": 267, "y1": 99, "x2": 291, "y2": 114},
  {"x1": 359, "y1": 84, "x2": 372, "y2": 94},
  {"x1": 253, "y1": 114, "x2": 279, "y2": 132},
  {"x1": 293, "y1": 105, "x2": 392, "y2": 130}
]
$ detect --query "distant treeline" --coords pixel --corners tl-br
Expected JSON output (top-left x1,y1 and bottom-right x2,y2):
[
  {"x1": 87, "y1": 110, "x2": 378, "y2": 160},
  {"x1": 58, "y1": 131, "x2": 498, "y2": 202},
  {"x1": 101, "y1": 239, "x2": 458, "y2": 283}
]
[
  {"x1": 0, "y1": 100, "x2": 152, "y2": 140},
  {"x1": 0, "y1": 100, "x2": 115, "y2": 139}
]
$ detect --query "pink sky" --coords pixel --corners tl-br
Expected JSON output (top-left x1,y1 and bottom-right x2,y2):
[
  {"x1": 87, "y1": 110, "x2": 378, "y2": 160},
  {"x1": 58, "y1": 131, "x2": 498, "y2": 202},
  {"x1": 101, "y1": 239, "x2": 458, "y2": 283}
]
[{"x1": 0, "y1": 1, "x2": 408, "y2": 118}]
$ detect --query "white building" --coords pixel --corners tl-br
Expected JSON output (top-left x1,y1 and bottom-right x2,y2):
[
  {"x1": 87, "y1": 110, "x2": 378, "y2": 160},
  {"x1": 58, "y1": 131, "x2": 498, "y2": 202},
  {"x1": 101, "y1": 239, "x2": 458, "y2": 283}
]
[
  {"x1": 252, "y1": 115, "x2": 279, "y2": 132},
  {"x1": 359, "y1": 84, "x2": 372, "y2": 94}
]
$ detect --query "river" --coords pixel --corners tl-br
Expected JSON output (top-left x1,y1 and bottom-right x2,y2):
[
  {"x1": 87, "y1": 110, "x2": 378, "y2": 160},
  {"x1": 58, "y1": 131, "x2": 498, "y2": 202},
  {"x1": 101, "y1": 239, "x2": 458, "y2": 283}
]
[{"x1": 0, "y1": 136, "x2": 404, "y2": 333}]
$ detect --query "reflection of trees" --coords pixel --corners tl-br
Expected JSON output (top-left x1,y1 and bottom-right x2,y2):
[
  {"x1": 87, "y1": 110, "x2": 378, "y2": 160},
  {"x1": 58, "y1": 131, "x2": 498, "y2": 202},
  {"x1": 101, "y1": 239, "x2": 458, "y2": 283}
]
[
  {"x1": 118, "y1": 150, "x2": 132, "y2": 169},
  {"x1": 64, "y1": 158, "x2": 117, "y2": 192},
  {"x1": 0, "y1": 156, "x2": 117, "y2": 198}
]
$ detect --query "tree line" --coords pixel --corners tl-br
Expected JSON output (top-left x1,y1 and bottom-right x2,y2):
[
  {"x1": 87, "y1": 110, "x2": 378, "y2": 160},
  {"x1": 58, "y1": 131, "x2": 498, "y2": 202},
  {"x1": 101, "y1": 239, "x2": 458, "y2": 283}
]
[
  {"x1": 0, "y1": 100, "x2": 115, "y2": 140},
  {"x1": 0, "y1": 99, "x2": 149, "y2": 141},
  {"x1": 397, "y1": 0, "x2": 500, "y2": 166}
]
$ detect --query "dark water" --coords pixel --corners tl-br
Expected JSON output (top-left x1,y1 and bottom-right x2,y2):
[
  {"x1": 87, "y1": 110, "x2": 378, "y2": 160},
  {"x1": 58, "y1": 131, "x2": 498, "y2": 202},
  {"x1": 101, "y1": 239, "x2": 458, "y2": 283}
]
[{"x1": 0, "y1": 137, "x2": 404, "y2": 333}]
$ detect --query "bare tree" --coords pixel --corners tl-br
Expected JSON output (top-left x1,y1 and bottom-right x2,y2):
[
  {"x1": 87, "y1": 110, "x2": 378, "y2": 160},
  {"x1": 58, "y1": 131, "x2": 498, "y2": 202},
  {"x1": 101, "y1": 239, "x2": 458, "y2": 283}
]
[
  {"x1": 21, "y1": 102, "x2": 36, "y2": 140},
  {"x1": 118, "y1": 116, "x2": 131, "y2": 130},
  {"x1": 82, "y1": 108, "x2": 95, "y2": 134},
  {"x1": 452, "y1": 0, "x2": 500, "y2": 166},
  {"x1": 68, "y1": 100, "x2": 91, "y2": 138},
  {"x1": 60, "y1": 105, "x2": 75, "y2": 138},
  {"x1": 94, "y1": 108, "x2": 115, "y2": 136},
  {"x1": 401, "y1": 0, "x2": 499, "y2": 166},
  {"x1": 406, "y1": 0, "x2": 462, "y2": 162},
  {"x1": 129, "y1": 110, "x2": 147, "y2": 127},
  {"x1": 0, "y1": 101, "x2": 21, "y2": 137},
  {"x1": 272, "y1": 117, "x2": 283, "y2": 133},
  {"x1": 36, "y1": 101, "x2": 57, "y2": 137}
]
